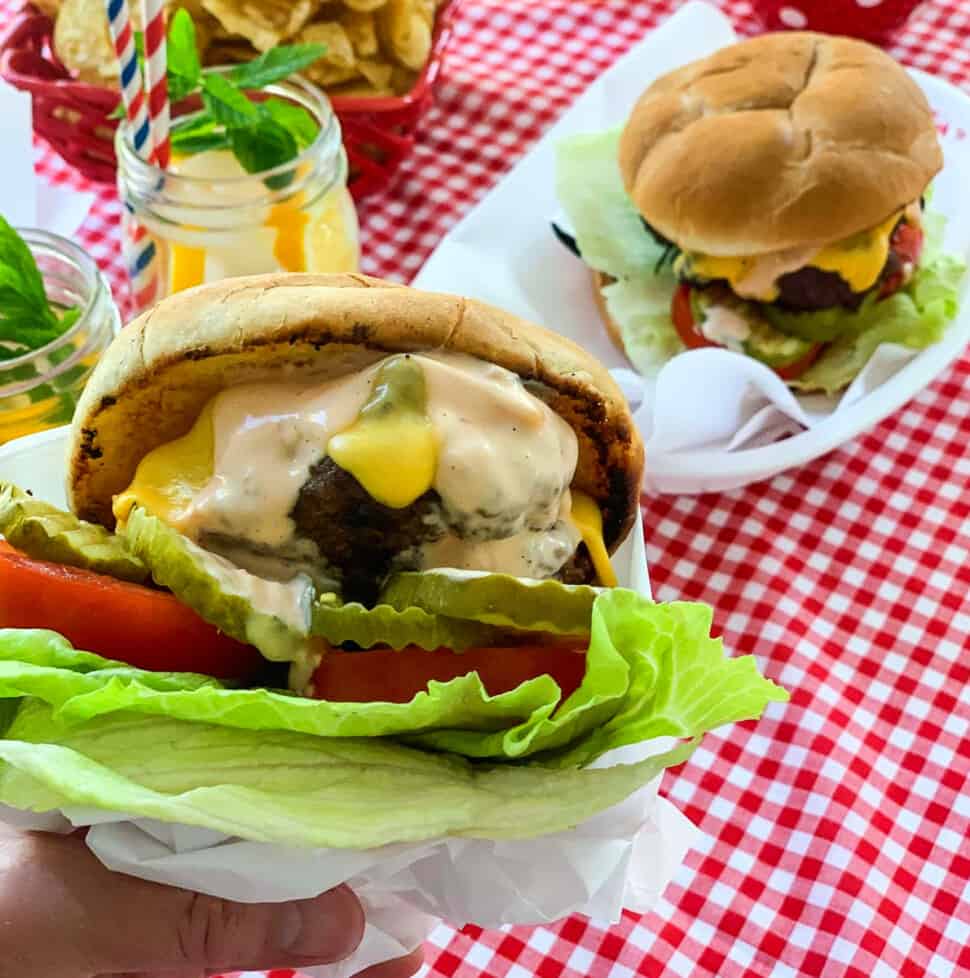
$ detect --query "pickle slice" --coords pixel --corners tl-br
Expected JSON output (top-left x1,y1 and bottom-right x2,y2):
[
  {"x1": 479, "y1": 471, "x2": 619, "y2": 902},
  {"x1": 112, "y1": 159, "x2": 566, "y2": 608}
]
[
  {"x1": 379, "y1": 570, "x2": 600, "y2": 635},
  {"x1": 123, "y1": 507, "x2": 314, "y2": 670},
  {"x1": 0, "y1": 482, "x2": 148, "y2": 583},
  {"x1": 311, "y1": 595, "x2": 502, "y2": 651}
]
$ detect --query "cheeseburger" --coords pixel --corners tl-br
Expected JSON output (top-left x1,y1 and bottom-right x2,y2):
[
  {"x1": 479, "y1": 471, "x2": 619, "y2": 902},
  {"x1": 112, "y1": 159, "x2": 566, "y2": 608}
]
[
  {"x1": 555, "y1": 32, "x2": 963, "y2": 393},
  {"x1": 0, "y1": 276, "x2": 786, "y2": 845}
]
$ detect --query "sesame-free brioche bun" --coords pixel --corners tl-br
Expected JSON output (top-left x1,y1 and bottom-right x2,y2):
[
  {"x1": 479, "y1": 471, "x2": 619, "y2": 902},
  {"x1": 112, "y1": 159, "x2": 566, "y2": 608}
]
[
  {"x1": 590, "y1": 270, "x2": 629, "y2": 360},
  {"x1": 618, "y1": 32, "x2": 942, "y2": 256},
  {"x1": 69, "y1": 273, "x2": 644, "y2": 552}
]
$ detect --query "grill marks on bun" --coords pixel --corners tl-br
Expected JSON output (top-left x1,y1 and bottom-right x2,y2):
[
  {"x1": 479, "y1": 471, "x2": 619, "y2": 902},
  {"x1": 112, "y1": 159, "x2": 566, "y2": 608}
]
[{"x1": 618, "y1": 32, "x2": 942, "y2": 256}]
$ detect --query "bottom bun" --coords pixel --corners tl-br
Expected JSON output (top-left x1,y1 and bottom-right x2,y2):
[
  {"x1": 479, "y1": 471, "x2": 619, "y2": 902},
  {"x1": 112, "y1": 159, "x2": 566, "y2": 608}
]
[{"x1": 590, "y1": 270, "x2": 630, "y2": 362}]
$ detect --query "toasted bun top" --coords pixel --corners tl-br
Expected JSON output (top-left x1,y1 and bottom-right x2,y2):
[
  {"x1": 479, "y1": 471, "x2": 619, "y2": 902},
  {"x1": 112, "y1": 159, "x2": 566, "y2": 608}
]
[
  {"x1": 618, "y1": 32, "x2": 942, "y2": 256},
  {"x1": 69, "y1": 273, "x2": 644, "y2": 551}
]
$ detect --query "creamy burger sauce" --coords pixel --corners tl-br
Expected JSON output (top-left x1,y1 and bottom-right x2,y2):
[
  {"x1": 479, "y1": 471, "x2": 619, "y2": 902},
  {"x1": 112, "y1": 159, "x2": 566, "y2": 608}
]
[{"x1": 176, "y1": 353, "x2": 581, "y2": 578}]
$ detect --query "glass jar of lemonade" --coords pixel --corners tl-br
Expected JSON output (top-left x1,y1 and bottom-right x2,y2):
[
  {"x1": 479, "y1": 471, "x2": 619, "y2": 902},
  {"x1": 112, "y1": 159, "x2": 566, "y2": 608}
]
[
  {"x1": 0, "y1": 230, "x2": 120, "y2": 445},
  {"x1": 115, "y1": 76, "x2": 360, "y2": 313}
]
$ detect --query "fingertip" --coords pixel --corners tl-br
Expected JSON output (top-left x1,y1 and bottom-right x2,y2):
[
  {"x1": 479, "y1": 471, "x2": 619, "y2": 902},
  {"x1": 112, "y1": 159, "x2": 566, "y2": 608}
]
[{"x1": 289, "y1": 883, "x2": 366, "y2": 962}]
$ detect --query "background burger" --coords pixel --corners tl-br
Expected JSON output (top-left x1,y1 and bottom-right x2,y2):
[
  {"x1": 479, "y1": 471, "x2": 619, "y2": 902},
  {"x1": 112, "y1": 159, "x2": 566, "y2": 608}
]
[
  {"x1": 0, "y1": 274, "x2": 785, "y2": 847},
  {"x1": 554, "y1": 32, "x2": 965, "y2": 393}
]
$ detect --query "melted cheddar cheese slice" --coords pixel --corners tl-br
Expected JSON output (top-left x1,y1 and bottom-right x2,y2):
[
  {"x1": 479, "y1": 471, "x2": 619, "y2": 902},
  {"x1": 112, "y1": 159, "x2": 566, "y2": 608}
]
[
  {"x1": 676, "y1": 209, "x2": 903, "y2": 301},
  {"x1": 328, "y1": 414, "x2": 438, "y2": 509},
  {"x1": 570, "y1": 491, "x2": 617, "y2": 587},
  {"x1": 113, "y1": 402, "x2": 215, "y2": 528}
]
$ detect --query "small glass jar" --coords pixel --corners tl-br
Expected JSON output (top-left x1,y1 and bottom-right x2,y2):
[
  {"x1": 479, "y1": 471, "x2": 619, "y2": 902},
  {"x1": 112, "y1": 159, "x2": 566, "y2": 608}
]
[
  {"x1": 115, "y1": 76, "x2": 361, "y2": 313},
  {"x1": 0, "y1": 230, "x2": 121, "y2": 446}
]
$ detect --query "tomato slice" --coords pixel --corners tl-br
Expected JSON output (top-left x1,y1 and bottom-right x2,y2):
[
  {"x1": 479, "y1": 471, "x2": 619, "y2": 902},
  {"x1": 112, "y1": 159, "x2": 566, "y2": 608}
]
[
  {"x1": 891, "y1": 221, "x2": 924, "y2": 266},
  {"x1": 310, "y1": 643, "x2": 588, "y2": 704},
  {"x1": 0, "y1": 544, "x2": 263, "y2": 679},
  {"x1": 880, "y1": 221, "x2": 925, "y2": 298},
  {"x1": 671, "y1": 283, "x2": 719, "y2": 351}
]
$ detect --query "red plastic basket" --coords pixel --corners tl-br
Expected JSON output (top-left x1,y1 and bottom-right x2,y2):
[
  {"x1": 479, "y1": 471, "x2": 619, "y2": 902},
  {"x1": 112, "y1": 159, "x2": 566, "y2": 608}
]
[{"x1": 0, "y1": 0, "x2": 460, "y2": 199}]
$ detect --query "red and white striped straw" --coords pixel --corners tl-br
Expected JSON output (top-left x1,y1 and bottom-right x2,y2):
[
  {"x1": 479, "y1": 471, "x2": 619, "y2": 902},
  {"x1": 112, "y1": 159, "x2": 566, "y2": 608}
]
[
  {"x1": 140, "y1": 0, "x2": 170, "y2": 169},
  {"x1": 104, "y1": 0, "x2": 153, "y2": 161}
]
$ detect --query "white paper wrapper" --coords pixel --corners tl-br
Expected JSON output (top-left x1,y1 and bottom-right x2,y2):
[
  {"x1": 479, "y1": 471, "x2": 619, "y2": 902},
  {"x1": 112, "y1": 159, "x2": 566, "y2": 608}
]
[
  {"x1": 0, "y1": 79, "x2": 95, "y2": 235},
  {"x1": 412, "y1": 1, "x2": 970, "y2": 494},
  {"x1": 0, "y1": 426, "x2": 702, "y2": 978}
]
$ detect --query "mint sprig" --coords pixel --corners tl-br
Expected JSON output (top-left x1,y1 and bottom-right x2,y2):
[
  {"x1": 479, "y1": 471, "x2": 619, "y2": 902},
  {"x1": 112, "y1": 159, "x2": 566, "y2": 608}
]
[
  {"x1": 164, "y1": 10, "x2": 325, "y2": 180},
  {"x1": 0, "y1": 217, "x2": 80, "y2": 361}
]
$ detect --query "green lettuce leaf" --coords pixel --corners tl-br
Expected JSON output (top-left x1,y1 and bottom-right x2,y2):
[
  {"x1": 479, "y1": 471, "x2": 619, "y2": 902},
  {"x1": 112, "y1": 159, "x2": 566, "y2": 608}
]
[
  {"x1": 789, "y1": 249, "x2": 967, "y2": 394},
  {"x1": 555, "y1": 128, "x2": 681, "y2": 373},
  {"x1": 555, "y1": 129, "x2": 667, "y2": 279},
  {"x1": 0, "y1": 592, "x2": 786, "y2": 761},
  {"x1": 0, "y1": 702, "x2": 699, "y2": 848},
  {"x1": 0, "y1": 591, "x2": 786, "y2": 845},
  {"x1": 600, "y1": 275, "x2": 683, "y2": 375}
]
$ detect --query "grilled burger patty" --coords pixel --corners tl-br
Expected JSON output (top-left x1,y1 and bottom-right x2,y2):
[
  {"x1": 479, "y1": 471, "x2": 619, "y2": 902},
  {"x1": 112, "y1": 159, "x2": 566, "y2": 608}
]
[{"x1": 291, "y1": 458, "x2": 596, "y2": 602}]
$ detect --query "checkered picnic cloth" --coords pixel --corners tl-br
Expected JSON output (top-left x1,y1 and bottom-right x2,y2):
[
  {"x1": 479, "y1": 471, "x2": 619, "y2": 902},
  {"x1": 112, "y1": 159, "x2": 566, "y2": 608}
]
[{"x1": 6, "y1": 0, "x2": 970, "y2": 975}]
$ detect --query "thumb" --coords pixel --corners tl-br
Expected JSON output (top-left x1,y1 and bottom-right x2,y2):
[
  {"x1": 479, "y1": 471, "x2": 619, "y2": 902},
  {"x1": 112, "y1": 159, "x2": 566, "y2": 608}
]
[{"x1": 0, "y1": 829, "x2": 364, "y2": 976}]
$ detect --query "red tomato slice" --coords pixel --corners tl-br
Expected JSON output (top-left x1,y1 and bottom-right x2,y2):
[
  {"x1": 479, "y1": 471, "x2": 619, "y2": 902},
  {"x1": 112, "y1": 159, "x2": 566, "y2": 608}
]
[
  {"x1": 0, "y1": 543, "x2": 263, "y2": 679},
  {"x1": 671, "y1": 283, "x2": 718, "y2": 351},
  {"x1": 310, "y1": 643, "x2": 588, "y2": 704},
  {"x1": 880, "y1": 221, "x2": 925, "y2": 298},
  {"x1": 892, "y1": 221, "x2": 924, "y2": 266}
]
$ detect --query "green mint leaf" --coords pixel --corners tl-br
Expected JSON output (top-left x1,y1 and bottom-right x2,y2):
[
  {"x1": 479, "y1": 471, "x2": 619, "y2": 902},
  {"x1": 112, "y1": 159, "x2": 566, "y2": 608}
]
[
  {"x1": 261, "y1": 97, "x2": 318, "y2": 150},
  {"x1": 228, "y1": 120, "x2": 298, "y2": 181},
  {"x1": 0, "y1": 217, "x2": 60, "y2": 344},
  {"x1": 202, "y1": 73, "x2": 260, "y2": 128},
  {"x1": 224, "y1": 44, "x2": 327, "y2": 90},
  {"x1": 170, "y1": 111, "x2": 232, "y2": 153},
  {"x1": 58, "y1": 307, "x2": 82, "y2": 332},
  {"x1": 170, "y1": 111, "x2": 218, "y2": 139},
  {"x1": 167, "y1": 9, "x2": 201, "y2": 83},
  {"x1": 169, "y1": 71, "x2": 201, "y2": 105},
  {"x1": 172, "y1": 130, "x2": 233, "y2": 154}
]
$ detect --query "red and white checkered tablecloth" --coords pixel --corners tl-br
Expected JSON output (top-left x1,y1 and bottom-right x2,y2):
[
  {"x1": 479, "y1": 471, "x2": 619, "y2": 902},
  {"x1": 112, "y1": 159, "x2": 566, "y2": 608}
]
[{"x1": 4, "y1": 0, "x2": 970, "y2": 975}]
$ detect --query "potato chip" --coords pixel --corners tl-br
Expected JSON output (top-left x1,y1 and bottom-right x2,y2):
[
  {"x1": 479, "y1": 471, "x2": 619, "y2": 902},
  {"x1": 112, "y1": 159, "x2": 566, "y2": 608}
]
[
  {"x1": 53, "y1": 0, "x2": 119, "y2": 82},
  {"x1": 343, "y1": 0, "x2": 388, "y2": 13},
  {"x1": 201, "y1": 0, "x2": 316, "y2": 51},
  {"x1": 377, "y1": 0, "x2": 432, "y2": 72},
  {"x1": 357, "y1": 57, "x2": 393, "y2": 90},
  {"x1": 306, "y1": 62, "x2": 360, "y2": 86},
  {"x1": 298, "y1": 21, "x2": 357, "y2": 66},
  {"x1": 340, "y1": 9, "x2": 379, "y2": 58}
]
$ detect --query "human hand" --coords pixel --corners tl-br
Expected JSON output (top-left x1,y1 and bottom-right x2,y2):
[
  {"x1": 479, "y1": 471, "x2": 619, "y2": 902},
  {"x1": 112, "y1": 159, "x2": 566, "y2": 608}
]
[{"x1": 0, "y1": 827, "x2": 424, "y2": 978}]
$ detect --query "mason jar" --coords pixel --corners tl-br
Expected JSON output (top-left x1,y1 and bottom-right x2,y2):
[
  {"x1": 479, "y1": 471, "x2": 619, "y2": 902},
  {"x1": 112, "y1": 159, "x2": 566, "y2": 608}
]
[
  {"x1": 0, "y1": 229, "x2": 121, "y2": 446},
  {"x1": 115, "y1": 75, "x2": 361, "y2": 313}
]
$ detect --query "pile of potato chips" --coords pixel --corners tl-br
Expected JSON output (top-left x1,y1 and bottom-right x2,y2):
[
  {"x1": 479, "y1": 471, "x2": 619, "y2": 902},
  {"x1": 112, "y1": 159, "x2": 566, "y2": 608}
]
[{"x1": 47, "y1": 0, "x2": 442, "y2": 98}]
